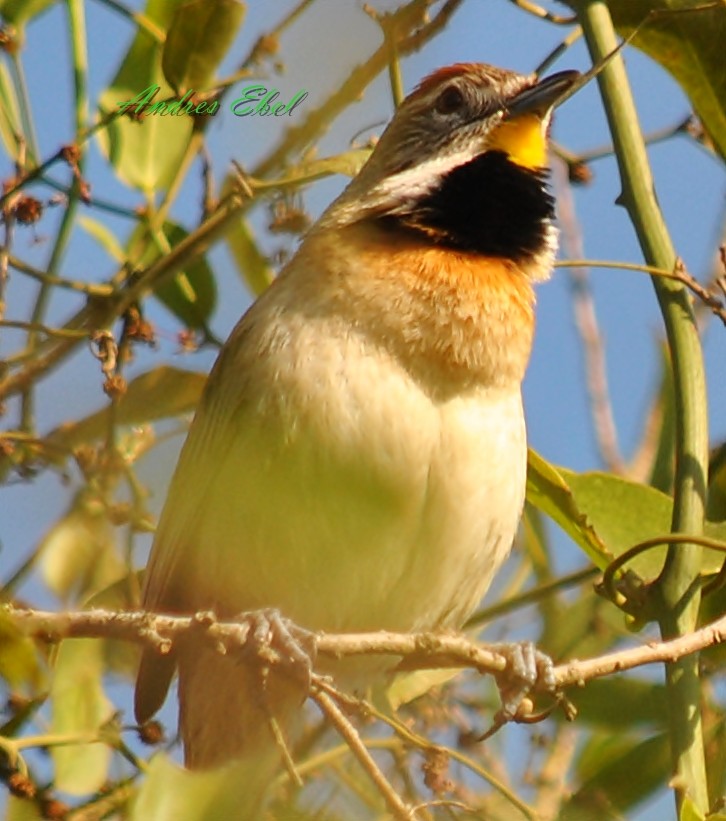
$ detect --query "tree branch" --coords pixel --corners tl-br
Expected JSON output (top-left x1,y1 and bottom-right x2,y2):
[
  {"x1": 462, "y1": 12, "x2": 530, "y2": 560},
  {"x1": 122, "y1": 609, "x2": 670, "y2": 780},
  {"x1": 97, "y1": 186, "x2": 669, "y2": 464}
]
[{"x1": 5, "y1": 604, "x2": 726, "y2": 692}]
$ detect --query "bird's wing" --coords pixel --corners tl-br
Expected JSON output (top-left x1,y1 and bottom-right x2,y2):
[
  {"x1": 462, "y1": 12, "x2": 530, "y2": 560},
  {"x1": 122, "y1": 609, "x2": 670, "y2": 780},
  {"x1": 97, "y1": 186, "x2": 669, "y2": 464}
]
[{"x1": 135, "y1": 322, "x2": 255, "y2": 722}]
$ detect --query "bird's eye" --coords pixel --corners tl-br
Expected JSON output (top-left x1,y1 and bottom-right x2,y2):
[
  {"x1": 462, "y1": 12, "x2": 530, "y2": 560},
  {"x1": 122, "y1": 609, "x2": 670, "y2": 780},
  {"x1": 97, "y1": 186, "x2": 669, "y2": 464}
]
[{"x1": 434, "y1": 85, "x2": 465, "y2": 115}]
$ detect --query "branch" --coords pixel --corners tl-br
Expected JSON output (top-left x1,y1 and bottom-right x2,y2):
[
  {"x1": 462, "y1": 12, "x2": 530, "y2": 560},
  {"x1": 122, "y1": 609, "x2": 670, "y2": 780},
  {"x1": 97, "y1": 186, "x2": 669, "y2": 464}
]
[{"x1": 5, "y1": 605, "x2": 726, "y2": 691}]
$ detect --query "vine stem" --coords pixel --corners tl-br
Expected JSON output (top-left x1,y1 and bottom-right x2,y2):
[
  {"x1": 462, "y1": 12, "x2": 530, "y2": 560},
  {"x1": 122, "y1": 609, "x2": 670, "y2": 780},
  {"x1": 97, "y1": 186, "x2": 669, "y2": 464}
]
[{"x1": 574, "y1": 1, "x2": 709, "y2": 813}]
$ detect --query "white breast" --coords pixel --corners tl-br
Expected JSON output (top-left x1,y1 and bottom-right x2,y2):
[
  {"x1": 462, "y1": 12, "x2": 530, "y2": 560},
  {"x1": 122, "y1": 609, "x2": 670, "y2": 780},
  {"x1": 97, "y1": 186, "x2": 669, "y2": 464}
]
[{"x1": 176, "y1": 303, "x2": 528, "y2": 636}]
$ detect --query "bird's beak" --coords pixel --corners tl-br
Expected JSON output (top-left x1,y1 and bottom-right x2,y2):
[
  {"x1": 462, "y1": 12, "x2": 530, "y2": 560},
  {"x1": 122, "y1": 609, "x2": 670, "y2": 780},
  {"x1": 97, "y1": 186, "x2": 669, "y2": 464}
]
[
  {"x1": 506, "y1": 70, "x2": 581, "y2": 118},
  {"x1": 487, "y1": 69, "x2": 581, "y2": 170}
]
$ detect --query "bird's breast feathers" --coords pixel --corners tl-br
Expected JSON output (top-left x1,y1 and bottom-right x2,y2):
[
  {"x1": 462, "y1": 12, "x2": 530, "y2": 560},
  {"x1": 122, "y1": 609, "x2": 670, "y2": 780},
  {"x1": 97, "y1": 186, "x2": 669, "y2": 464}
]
[{"x1": 149, "y1": 246, "x2": 529, "y2": 634}]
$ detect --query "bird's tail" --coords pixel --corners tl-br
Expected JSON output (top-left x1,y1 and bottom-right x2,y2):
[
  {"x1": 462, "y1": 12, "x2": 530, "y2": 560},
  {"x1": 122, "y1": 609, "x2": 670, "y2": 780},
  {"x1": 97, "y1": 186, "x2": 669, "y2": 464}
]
[{"x1": 177, "y1": 642, "x2": 305, "y2": 815}]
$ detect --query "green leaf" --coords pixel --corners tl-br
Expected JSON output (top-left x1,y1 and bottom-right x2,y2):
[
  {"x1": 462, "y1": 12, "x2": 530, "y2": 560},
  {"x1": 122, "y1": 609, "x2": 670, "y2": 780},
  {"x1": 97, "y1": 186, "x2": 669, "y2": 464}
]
[
  {"x1": 140, "y1": 222, "x2": 218, "y2": 328},
  {"x1": 131, "y1": 753, "x2": 269, "y2": 820},
  {"x1": 529, "y1": 451, "x2": 726, "y2": 580},
  {"x1": 0, "y1": 0, "x2": 56, "y2": 26},
  {"x1": 707, "y1": 441, "x2": 726, "y2": 522},
  {"x1": 526, "y1": 449, "x2": 610, "y2": 568},
  {"x1": 50, "y1": 639, "x2": 114, "y2": 795},
  {"x1": 680, "y1": 795, "x2": 706, "y2": 821},
  {"x1": 0, "y1": 611, "x2": 45, "y2": 692},
  {"x1": 387, "y1": 667, "x2": 460, "y2": 709},
  {"x1": 96, "y1": 0, "x2": 193, "y2": 192},
  {"x1": 566, "y1": 677, "x2": 668, "y2": 728},
  {"x1": 78, "y1": 215, "x2": 126, "y2": 263},
  {"x1": 540, "y1": 592, "x2": 625, "y2": 663},
  {"x1": 0, "y1": 62, "x2": 22, "y2": 162},
  {"x1": 559, "y1": 468, "x2": 673, "y2": 577},
  {"x1": 6, "y1": 796, "x2": 44, "y2": 821},
  {"x1": 162, "y1": 0, "x2": 245, "y2": 94},
  {"x1": 38, "y1": 493, "x2": 125, "y2": 604},
  {"x1": 225, "y1": 216, "x2": 274, "y2": 297},
  {"x1": 605, "y1": 0, "x2": 726, "y2": 160},
  {"x1": 560, "y1": 468, "x2": 725, "y2": 578},
  {"x1": 44, "y1": 366, "x2": 206, "y2": 457},
  {"x1": 563, "y1": 732, "x2": 670, "y2": 817},
  {"x1": 249, "y1": 148, "x2": 373, "y2": 191}
]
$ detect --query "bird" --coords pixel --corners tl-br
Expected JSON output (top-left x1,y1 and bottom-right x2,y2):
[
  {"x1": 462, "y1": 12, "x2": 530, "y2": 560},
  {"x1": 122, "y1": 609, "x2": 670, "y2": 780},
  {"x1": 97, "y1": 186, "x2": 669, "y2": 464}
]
[{"x1": 134, "y1": 61, "x2": 579, "y2": 810}]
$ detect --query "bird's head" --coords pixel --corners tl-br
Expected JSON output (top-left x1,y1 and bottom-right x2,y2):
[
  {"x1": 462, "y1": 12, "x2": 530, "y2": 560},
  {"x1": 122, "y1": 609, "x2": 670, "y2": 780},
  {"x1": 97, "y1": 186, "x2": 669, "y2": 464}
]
[{"x1": 323, "y1": 63, "x2": 579, "y2": 268}]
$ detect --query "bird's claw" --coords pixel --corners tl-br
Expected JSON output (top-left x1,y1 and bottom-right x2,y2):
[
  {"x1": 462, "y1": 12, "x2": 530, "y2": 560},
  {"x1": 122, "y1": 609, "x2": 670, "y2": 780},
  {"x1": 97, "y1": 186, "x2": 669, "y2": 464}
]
[
  {"x1": 479, "y1": 641, "x2": 557, "y2": 740},
  {"x1": 242, "y1": 608, "x2": 317, "y2": 691}
]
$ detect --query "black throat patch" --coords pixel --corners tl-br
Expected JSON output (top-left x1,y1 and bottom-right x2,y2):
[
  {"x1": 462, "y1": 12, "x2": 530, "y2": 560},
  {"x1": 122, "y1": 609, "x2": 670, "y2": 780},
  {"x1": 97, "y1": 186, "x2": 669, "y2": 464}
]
[{"x1": 379, "y1": 151, "x2": 555, "y2": 259}]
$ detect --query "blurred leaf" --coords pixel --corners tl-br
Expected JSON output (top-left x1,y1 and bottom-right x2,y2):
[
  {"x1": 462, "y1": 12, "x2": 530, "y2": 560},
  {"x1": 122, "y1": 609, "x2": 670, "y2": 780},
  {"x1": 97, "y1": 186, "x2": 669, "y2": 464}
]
[
  {"x1": 526, "y1": 449, "x2": 610, "y2": 568},
  {"x1": 387, "y1": 667, "x2": 460, "y2": 709},
  {"x1": 521, "y1": 502, "x2": 551, "y2": 571},
  {"x1": 0, "y1": 611, "x2": 45, "y2": 692},
  {"x1": 162, "y1": 0, "x2": 245, "y2": 94},
  {"x1": 5, "y1": 796, "x2": 44, "y2": 821},
  {"x1": 540, "y1": 591, "x2": 625, "y2": 663},
  {"x1": 50, "y1": 639, "x2": 114, "y2": 795},
  {"x1": 45, "y1": 366, "x2": 206, "y2": 456},
  {"x1": 78, "y1": 215, "x2": 126, "y2": 263},
  {"x1": 0, "y1": 62, "x2": 22, "y2": 162},
  {"x1": 680, "y1": 795, "x2": 706, "y2": 821},
  {"x1": 707, "y1": 441, "x2": 726, "y2": 522},
  {"x1": 290, "y1": 148, "x2": 372, "y2": 180},
  {"x1": 131, "y1": 753, "x2": 268, "y2": 819},
  {"x1": 605, "y1": 0, "x2": 726, "y2": 161},
  {"x1": 225, "y1": 216, "x2": 275, "y2": 296},
  {"x1": 0, "y1": 0, "x2": 56, "y2": 26},
  {"x1": 97, "y1": 0, "x2": 192, "y2": 192},
  {"x1": 38, "y1": 493, "x2": 125, "y2": 604},
  {"x1": 563, "y1": 732, "x2": 670, "y2": 817},
  {"x1": 135, "y1": 221, "x2": 217, "y2": 328},
  {"x1": 249, "y1": 148, "x2": 372, "y2": 191},
  {"x1": 567, "y1": 677, "x2": 668, "y2": 728}
]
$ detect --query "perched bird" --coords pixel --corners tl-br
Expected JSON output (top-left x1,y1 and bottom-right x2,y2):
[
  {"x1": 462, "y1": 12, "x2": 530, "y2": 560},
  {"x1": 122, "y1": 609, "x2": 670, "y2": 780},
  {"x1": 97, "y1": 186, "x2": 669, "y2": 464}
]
[{"x1": 135, "y1": 62, "x2": 578, "y2": 806}]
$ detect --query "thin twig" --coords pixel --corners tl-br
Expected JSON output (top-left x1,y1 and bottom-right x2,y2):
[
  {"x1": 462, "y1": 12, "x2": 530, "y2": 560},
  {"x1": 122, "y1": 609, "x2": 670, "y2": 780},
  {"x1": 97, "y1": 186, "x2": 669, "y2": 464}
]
[
  {"x1": 553, "y1": 157, "x2": 624, "y2": 473},
  {"x1": 312, "y1": 687, "x2": 416, "y2": 820},
  {"x1": 507, "y1": 0, "x2": 577, "y2": 24}
]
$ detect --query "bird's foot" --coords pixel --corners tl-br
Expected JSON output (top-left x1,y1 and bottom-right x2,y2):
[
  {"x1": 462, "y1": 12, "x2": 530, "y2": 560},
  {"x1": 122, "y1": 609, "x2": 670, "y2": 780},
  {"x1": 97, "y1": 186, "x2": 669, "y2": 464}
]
[
  {"x1": 241, "y1": 608, "x2": 318, "y2": 691},
  {"x1": 479, "y1": 641, "x2": 559, "y2": 741}
]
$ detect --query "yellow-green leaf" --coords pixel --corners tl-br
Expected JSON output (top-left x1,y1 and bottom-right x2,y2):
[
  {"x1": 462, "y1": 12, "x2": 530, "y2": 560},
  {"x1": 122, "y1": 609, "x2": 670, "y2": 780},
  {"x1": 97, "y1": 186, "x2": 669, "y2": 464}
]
[
  {"x1": 38, "y1": 494, "x2": 124, "y2": 604},
  {"x1": 134, "y1": 221, "x2": 217, "y2": 328},
  {"x1": 680, "y1": 795, "x2": 706, "y2": 821},
  {"x1": 0, "y1": 611, "x2": 45, "y2": 692},
  {"x1": 526, "y1": 449, "x2": 610, "y2": 568},
  {"x1": 6, "y1": 796, "x2": 44, "y2": 821},
  {"x1": 78, "y1": 215, "x2": 126, "y2": 263},
  {"x1": 225, "y1": 216, "x2": 275, "y2": 297},
  {"x1": 45, "y1": 366, "x2": 206, "y2": 458},
  {"x1": 50, "y1": 640, "x2": 114, "y2": 795},
  {"x1": 0, "y1": 0, "x2": 55, "y2": 27},
  {"x1": 606, "y1": 0, "x2": 726, "y2": 160},
  {"x1": 96, "y1": 0, "x2": 193, "y2": 192},
  {"x1": 162, "y1": 0, "x2": 245, "y2": 94},
  {"x1": 0, "y1": 62, "x2": 22, "y2": 162},
  {"x1": 561, "y1": 468, "x2": 726, "y2": 578},
  {"x1": 249, "y1": 148, "x2": 373, "y2": 192},
  {"x1": 131, "y1": 753, "x2": 268, "y2": 820}
]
